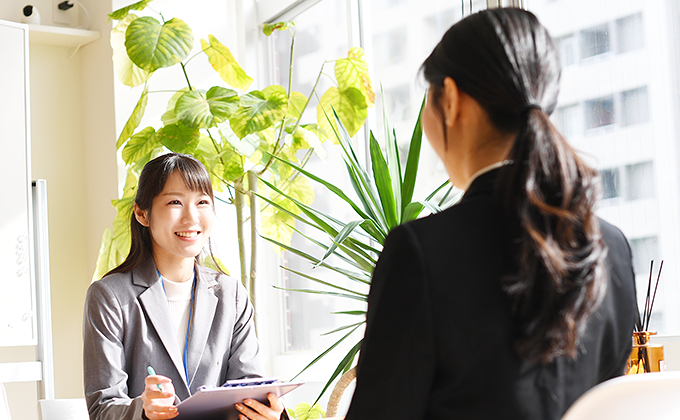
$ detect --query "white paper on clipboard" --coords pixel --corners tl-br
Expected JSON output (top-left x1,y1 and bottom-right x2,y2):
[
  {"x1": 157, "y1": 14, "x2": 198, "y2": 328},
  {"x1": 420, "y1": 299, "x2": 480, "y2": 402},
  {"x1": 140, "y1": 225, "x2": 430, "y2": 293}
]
[{"x1": 175, "y1": 381, "x2": 304, "y2": 420}]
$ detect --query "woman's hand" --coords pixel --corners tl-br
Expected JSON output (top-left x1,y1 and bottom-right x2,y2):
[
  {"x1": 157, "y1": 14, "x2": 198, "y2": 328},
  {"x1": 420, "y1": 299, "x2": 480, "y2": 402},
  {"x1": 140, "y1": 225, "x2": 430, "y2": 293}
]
[
  {"x1": 235, "y1": 392, "x2": 285, "y2": 420},
  {"x1": 141, "y1": 374, "x2": 179, "y2": 419}
]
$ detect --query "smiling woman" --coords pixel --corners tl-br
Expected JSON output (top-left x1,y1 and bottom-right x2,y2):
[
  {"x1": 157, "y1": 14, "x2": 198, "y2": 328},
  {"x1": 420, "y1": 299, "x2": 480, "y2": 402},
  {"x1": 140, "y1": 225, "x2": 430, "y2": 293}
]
[{"x1": 83, "y1": 153, "x2": 287, "y2": 420}]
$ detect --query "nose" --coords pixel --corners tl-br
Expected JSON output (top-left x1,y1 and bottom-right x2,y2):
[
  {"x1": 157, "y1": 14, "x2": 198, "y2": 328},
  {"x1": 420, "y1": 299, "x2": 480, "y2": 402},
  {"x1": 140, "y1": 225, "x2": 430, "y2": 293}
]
[{"x1": 182, "y1": 203, "x2": 199, "y2": 224}]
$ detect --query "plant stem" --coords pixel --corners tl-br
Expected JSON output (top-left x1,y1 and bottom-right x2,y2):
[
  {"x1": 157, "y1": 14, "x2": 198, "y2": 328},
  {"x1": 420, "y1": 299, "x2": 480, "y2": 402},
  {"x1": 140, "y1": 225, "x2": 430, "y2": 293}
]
[
  {"x1": 247, "y1": 170, "x2": 260, "y2": 336},
  {"x1": 234, "y1": 177, "x2": 248, "y2": 290},
  {"x1": 180, "y1": 62, "x2": 193, "y2": 90}
]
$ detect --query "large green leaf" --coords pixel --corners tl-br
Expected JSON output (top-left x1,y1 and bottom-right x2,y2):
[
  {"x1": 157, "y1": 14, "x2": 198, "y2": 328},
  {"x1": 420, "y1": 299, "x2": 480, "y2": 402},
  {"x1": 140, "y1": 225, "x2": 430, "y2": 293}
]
[
  {"x1": 262, "y1": 21, "x2": 296, "y2": 36},
  {"x1": 229, "y1": 85, "x2": 288, "y2": 138},
  {"x1": 286, "y1": 91, "x2": 307, "y2": 119},
  {"x1": 317, "y1": 87, "x2": 367, "y2": 139},
  {"x1": 401, "y1": 96, "x2": 425, "y2": 212},
  {"x1": 161, "y1": 88, "x2": 191, "y2": 126},
  {"x1": 111, "y1": 14, "x2": 152, "y2": 87},
  {"x1": 369, "y1": 133, "x2": 398, "y2": 229},
  {"x1": 121, "y1": 126, "x2": 159, "y2": 164},
  {"x1": 108, "y1": 0, "x2": 153, "y2": 21},
  {"x1": 125, "y1": 17, "x2": 194, "y2": 72},
  {"x1": 335, "y1": 47, "x2": 374, "y2": 107},
  {"x1": 116, "y1": 85, "x2": 149, "y2": 149},
  {"x1": 156, "y1": 123, "x2": 200, "y2": 153},
  {"x1": 175, "y1": 87, "x2": 239, "y2": 129},
  {"x1": 201, "y1": 35, "x2": 253, "y2": 90}
]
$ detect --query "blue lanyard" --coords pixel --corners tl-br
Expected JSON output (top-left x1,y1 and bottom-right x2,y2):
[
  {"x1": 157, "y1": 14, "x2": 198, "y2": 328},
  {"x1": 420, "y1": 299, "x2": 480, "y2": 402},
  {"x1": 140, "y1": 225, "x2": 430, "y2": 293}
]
[{"x1": 158, "y1": 270, "x2": 196, "y2": 385}]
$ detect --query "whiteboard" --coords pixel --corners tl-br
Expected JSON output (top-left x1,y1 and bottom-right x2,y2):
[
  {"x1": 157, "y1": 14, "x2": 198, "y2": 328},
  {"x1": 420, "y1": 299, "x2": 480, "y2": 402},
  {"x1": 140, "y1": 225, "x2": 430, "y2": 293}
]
[{"x1": 0, "y1": 20, "x2": 37, "y2": 347}]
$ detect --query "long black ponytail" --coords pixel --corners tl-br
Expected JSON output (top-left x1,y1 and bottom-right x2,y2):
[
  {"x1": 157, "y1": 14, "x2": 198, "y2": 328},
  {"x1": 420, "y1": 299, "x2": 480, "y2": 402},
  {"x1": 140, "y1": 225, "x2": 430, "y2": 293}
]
[{"x1": 422, "y1": 8, "x2": 607, "y2": 363}]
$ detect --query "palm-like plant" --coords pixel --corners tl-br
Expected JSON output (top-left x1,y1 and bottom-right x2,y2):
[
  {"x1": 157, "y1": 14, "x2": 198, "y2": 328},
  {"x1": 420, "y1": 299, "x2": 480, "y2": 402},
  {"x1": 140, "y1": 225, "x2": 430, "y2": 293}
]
[{"x1": 257, "y1": 100, "x2": 460, "y2": 406}]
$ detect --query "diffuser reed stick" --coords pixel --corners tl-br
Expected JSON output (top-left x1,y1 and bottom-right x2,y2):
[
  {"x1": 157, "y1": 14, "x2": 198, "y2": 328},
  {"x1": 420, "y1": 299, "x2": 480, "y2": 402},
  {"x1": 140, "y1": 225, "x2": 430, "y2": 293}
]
[{"x1": 635, "y1": 260, "x2": 663, "y2": 333}]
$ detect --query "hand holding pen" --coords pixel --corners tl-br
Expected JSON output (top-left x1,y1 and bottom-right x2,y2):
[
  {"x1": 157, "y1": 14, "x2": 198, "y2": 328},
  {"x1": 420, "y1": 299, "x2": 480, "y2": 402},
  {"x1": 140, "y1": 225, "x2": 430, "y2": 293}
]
[{"x1": 142, "y1": 366, "x2": 178, "y2": 419}]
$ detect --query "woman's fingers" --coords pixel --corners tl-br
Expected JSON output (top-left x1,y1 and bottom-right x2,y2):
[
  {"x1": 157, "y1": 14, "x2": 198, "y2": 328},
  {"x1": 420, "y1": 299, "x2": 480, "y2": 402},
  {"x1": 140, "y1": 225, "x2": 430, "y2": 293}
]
[
  {"x1": 142, "y1": 375, "x2": 178, "y2": 419},
  {"x1": 235, "y1": 393, "x2": 283, "y2": 420}
]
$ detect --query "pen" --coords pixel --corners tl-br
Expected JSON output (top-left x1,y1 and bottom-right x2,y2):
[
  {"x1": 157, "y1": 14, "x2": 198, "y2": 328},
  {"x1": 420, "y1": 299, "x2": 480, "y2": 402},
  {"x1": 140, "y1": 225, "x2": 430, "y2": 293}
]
[{"x1": 147, "y1": 366, "x2": 164, "y2": 391}]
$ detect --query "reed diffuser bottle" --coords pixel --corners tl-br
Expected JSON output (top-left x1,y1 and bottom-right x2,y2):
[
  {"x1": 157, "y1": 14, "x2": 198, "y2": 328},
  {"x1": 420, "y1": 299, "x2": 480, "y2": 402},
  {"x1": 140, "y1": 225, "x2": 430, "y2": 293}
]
[{"x1": 626, "y1": 260, "x2": 665, "y2": 374}]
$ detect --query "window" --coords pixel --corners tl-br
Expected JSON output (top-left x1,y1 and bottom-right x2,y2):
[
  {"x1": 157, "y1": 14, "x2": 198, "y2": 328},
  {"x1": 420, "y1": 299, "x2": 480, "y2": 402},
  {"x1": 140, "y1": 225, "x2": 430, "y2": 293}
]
[
  {"x1": 584, "y1": 95, "x2": 614, "y2": 130},
  {"x1": 600, "y1": 168, "x2": 620, "y2": 200},
  {"x1": 621, "y1": 87, "x2": 650, "y2": 126},
  {"x1": 580, "y1": 24, "x2": 610, "y2": 59},
  {"x1": 630, "y1": 236, "x2": 660, "y2": 275},
  {"x1": 625, "y1": 161, "x2": 655, "y2": 200},
  {"x1": 553, "y1": 104, "x2": 581, "y2": 137},
  {"x1": 556, "y1": 34, "x2": 577, "y2": 67},
  {"x1": 616, "y1": 13, "x2": 644, "y2": 53},
  {"x1": 373, "y1": 26, "x2": 409, "y2": 67},
  {"x1": 533, "y1": 2, "x2": 680, "y2": 334}
]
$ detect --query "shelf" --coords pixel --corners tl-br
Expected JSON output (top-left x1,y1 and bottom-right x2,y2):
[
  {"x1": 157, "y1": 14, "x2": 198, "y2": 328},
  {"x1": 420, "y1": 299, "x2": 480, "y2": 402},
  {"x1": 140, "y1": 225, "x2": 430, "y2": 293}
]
[{"x1": 27, "y1": 24, "x2": 100, "y2": 48}]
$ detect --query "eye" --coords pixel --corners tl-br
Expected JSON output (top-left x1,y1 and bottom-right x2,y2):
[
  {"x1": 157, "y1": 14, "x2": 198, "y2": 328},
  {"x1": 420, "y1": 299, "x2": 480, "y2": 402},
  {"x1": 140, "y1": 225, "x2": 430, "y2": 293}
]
[
  {"x1": 198, "y1": 199, "x2": 212, "y2": 206},
  {"x1": 168, "y1": 199, "x2": 181, "y2": 205}
]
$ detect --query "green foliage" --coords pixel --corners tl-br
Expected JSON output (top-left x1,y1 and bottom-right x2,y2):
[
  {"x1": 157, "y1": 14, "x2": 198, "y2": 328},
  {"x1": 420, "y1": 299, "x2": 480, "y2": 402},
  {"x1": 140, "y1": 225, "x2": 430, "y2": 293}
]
[
  {"x1": 260, "y1": 100, "x2": 457, "y2": 402},
  {"x1": 287, "y1": 402, "x2": 325, "y2": 420},
  {"x1": 95, "y1": 3, "x2": 374, "y2": 281}
]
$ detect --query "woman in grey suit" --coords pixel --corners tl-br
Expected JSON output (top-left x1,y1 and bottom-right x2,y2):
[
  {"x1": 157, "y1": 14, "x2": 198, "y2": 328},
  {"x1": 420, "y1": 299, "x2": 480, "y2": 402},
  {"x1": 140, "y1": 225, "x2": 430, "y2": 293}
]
[
  {"x1": 345, "y1": 8, "x2": 637, "y2": 420},
  {"x1": 83, "y1": 153, "x2": 284, "y2": 420}
]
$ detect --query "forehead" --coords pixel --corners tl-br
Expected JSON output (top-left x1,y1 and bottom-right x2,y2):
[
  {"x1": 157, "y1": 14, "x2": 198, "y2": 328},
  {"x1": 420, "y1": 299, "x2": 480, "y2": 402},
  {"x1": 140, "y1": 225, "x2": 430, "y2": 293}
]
[{"x1": 158, "y1": 171, "x2": 208, "y2": 195}]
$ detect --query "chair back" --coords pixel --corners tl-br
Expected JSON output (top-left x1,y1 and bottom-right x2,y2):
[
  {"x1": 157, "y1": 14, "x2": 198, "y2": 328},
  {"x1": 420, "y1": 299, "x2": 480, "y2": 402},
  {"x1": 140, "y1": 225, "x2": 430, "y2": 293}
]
[
  {"x1": 561, "y1": 371, "x2": 680, "y2": 420},
  {"x1": 0, "y1": 383, "x2": 10, "y2": 420},
  {"x1": 38, "y1": 399, "x2": 89, "y2": 420}
]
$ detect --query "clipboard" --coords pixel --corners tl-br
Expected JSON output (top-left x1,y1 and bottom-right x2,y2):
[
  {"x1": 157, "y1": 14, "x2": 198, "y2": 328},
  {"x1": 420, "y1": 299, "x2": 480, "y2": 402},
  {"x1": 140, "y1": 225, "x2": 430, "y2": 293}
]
[{"x1": 175, "y1": 379, "x2": 304, "y2": 420}]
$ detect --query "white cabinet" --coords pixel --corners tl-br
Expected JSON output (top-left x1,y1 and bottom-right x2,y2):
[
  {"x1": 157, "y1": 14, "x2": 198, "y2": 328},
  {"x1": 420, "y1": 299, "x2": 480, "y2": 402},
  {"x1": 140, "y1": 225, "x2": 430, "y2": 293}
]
[{"x1": 0, "y1": 19, "x2": 36, "y2": 346}]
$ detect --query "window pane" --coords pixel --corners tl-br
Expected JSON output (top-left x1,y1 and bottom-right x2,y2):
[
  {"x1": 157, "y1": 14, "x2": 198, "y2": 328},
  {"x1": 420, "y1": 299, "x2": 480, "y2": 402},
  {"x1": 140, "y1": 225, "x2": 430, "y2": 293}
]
[
  {"x1": 600, "y1": 168, "x2": 620, "y2": 200},
  {"x1": 584, "y1": 96, "x2": 614, "y2": 129},
  {"x1": 630, "y1": 237, "x2": 659, "y2": 275},
  {"x1": 621, "y1": 87, "x2": 650, "y2": 126},
  {"x1": 617, "y1": 13, "x2": 644, "y2": 53},
  {"x1": 625, "y1": 161, "x2": 655, "y2": 200},
  {"x1": 580, "y1": 24, "x2": 610, "y2": 59}
]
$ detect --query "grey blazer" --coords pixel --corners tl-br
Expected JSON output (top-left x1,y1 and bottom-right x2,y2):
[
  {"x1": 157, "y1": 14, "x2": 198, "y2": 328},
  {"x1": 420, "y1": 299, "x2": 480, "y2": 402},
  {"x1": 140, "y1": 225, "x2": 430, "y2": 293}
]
[{"x1": 83, "y1": 259, "x2": 263, "y2": 420}]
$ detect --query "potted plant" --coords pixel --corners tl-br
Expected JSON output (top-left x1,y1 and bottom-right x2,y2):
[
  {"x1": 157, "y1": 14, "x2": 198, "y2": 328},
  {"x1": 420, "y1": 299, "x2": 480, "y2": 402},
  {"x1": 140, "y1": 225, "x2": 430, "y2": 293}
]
[{"x1": 260, "y1": 103, "x2": 458, "y2": 414}]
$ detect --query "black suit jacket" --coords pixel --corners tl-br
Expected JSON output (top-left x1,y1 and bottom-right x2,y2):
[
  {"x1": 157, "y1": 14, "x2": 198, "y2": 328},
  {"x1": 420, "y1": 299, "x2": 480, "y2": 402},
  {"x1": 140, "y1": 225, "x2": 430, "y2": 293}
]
[{"x1": 345, "y1": 168, "x2": 637, "y2": 420}]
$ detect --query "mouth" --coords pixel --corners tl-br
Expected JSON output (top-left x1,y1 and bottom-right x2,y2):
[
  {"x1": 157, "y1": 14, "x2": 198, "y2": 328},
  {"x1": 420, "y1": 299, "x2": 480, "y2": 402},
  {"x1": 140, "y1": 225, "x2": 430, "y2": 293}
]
[{"x1": 175, "y1": 231, "x2": 199, "y2": 238}]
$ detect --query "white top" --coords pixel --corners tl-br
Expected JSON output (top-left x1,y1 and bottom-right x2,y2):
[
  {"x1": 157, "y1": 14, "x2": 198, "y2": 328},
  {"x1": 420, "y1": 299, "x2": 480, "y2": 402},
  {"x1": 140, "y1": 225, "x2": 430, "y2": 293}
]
[{"x1": 161, "y1": 276, "x2": 193, "y2": 353}]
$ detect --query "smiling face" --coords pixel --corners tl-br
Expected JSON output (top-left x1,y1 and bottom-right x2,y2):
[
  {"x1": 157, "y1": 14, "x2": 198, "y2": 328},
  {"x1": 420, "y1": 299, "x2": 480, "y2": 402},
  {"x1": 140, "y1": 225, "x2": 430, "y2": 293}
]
[{"x1": 134, "y1": 171, "x2": 214, "y2": 271}]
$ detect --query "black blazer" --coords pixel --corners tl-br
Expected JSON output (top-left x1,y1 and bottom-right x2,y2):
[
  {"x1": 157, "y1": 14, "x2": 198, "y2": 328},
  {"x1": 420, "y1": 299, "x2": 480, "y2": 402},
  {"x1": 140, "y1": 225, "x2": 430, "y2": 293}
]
[{"x1": 345, "y1": 168, "x2": 637, "y2": 420}]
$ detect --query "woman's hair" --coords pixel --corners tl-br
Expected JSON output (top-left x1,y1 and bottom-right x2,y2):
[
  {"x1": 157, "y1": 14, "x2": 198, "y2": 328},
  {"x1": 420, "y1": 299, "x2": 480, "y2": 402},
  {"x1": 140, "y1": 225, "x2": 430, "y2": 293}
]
[
  {"x1": 106, "y1": 153, "x2": 223, "y2": 277},
  {"x1": 421, "y1": 8, "x2": 607, "y2": 364}
]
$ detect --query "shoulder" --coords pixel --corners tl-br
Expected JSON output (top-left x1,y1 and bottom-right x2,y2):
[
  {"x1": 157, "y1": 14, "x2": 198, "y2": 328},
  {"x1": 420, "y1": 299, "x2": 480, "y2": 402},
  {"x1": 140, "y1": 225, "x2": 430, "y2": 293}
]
[{"x1": 196, "y1": 265, "x2": 249, "y2": 300}]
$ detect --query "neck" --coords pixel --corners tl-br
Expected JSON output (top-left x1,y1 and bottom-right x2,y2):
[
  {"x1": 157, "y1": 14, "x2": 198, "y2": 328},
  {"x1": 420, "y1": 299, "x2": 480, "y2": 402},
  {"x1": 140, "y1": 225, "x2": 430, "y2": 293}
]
[
  {"x1": 154, "y1": 256, "x2": 195, "y2": 283},
  {"x1": 443, "y1": 113, "x2": 515, "y2": 189}
]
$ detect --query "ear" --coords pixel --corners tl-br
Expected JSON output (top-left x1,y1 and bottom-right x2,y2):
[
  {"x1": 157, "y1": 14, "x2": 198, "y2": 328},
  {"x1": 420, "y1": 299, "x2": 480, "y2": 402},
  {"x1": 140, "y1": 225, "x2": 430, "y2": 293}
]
[
  {"x1": 133, "y1": 203, "x2": 150, "y2": 227},
  {"x1": 441, "y1": 77, "x2": 461, "y2": 128}
]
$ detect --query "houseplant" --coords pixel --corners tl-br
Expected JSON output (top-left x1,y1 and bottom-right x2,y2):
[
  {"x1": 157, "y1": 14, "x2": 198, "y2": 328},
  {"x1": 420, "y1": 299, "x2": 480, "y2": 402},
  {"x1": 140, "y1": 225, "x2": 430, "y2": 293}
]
[
  {"x1": 259, "y1": 103, "x2": 458, "y2": 411},
  {"x1": 95, "y1": 1, "x2": 374, "y2": 325}
]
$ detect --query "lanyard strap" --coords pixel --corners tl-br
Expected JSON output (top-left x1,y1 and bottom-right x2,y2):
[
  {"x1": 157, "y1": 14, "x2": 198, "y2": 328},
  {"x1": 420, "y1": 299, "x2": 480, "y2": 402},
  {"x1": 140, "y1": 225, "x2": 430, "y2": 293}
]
[{"x1": 158, "y1": 269, "x2": 195, "y2": 385}]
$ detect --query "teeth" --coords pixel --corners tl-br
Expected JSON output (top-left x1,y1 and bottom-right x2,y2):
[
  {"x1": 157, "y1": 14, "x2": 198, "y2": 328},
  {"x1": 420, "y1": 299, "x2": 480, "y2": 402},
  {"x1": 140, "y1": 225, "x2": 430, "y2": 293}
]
[{"x1": 175, "y1": 231, "x2": 198, "y2": 238}]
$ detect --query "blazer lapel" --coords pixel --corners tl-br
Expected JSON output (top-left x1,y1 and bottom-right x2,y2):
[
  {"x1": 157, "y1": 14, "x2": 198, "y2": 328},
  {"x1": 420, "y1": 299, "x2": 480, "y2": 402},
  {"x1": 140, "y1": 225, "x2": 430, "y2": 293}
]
[
  {"x1": 186, "y1": 266, "x2": 218, "y2": 388},
  {"x1": 134, "y1": 261, "x2": 190, "y2": 395}
]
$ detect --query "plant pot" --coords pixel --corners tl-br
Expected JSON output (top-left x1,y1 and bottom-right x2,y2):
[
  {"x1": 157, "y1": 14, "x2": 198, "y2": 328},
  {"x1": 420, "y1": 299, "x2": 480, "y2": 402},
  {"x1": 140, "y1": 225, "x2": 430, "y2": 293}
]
[{"x1": 626, "y1": 331, "x2": 665, "y2": 374}]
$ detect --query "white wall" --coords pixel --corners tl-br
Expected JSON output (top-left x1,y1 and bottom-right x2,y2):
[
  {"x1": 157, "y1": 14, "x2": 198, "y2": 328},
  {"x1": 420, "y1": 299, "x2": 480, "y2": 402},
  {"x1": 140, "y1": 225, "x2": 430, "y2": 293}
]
[{"x1": 0, "y1": 1, "x2": 117, "y2": 419}]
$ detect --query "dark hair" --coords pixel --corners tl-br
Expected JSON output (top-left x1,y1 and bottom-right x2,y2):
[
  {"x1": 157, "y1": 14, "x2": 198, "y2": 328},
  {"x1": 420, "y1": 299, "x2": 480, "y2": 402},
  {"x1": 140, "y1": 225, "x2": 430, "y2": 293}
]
[
  {"x1": 106, "y1": 153, "x2": 223, "y2": 277},
  {"x1": 421, "y1": 8, "x2": 607, "y2": 364}
]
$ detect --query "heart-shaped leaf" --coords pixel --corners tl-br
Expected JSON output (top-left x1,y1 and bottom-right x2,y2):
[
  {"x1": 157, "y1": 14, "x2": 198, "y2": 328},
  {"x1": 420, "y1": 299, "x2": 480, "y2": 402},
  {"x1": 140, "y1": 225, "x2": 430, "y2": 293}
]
[
  {"x1": 161, "y1": 88, "x2": 191, "y2": 126},
  {"x1": 156, "y1": 123, "x2": 200, "y2": 153},
  {"x1": 317, "y1": 86, "x2": 368, "y2": 139},
  {"x1": 262, "y1": 20, "x2": 296, "y2": 36},
  {"x1": 108, "y1": 0, "x2": 153, "y2": 21},
  {"x1": 125, "y1": 16, "x2": 194, "y2": 72},
  {"x1": 229, "y1": 85, "x2": 288, "y2": 138},
  {"x1": 121, "y1": 126, "x2": 159, "y2": 164},
  {"x1": 201, "y1": 35, "x2": 253, "y2": 90},
  {"x1": 336, "y1": 47, "x2": 374, "y2": 107},
  {"x1": 175, "y1": 87, "x2": 239, "y2": 129},
  {"x1": 111, "y1": 14, "x2": 152, "y2": 87}
]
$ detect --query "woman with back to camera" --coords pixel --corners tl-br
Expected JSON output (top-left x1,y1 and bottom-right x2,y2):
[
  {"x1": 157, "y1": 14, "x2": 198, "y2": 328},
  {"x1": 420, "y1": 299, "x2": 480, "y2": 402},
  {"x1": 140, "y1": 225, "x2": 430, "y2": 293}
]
[
  {"x1": 344, "y1": 8, "x2": 637, "y2": 420},
  {"x1": 83, "y1": 153, "x2": 285, "y2": 420}
]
